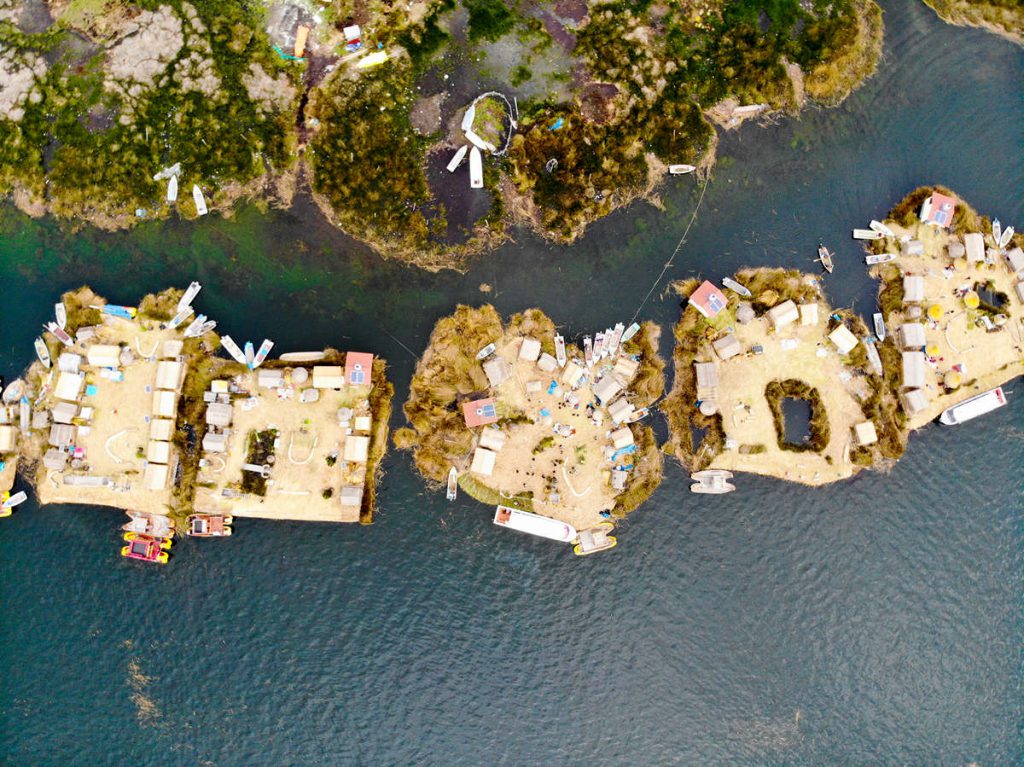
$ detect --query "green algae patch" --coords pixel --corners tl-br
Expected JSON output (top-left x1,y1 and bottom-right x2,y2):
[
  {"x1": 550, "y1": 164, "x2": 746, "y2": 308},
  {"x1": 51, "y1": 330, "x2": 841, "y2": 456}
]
[{"x1": 920, "y1": 0, "x2": 1024, "y2": 45}]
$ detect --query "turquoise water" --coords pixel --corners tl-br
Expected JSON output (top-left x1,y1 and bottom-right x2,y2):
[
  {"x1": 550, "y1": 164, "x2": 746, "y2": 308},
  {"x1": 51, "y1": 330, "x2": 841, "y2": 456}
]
[{"x1": 2, "y1": 1, "x2": 1023, "y2": 763}]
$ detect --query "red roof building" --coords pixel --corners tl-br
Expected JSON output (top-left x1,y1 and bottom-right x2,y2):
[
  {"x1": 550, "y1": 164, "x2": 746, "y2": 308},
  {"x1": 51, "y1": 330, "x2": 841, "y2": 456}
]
[
  {"x1": 920, "y1": 192, "x2": 957, "y2": 228},
  {"x1": 462, "y1": 397, "x2": 499, "y2": 428},
  {"x1": 687, "y1": 280, "x2": 729, "y2": 319},
  {"x1": 344, "y1": 351, "x2": 374, "y2": 387}
]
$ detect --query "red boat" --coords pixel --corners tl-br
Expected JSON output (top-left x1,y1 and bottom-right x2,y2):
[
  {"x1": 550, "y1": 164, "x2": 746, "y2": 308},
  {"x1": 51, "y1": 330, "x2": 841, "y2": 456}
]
[
  {"x1": 121, "y1": 537, "x2": 169, "y2": 564},
  {"x1": 187, "y1": 514, "x2": 233, "y2": 537}
]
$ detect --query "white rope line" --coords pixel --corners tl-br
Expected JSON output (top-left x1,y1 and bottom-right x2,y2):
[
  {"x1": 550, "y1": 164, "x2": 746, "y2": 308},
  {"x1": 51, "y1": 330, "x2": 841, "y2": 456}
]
[{"x1": 631, "y1": 178, "x2": 711, "y2": 323}]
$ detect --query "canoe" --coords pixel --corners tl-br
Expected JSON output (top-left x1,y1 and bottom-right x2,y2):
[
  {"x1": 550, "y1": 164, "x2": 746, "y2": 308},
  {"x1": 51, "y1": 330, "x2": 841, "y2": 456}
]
[
  {"x1": 668, "y1": 164, "x2": 696, "y2": 175},
  {"x1": 873, "y1": 312, "x2": 886, "y2": 341},
  {"x1": 865, "y1": 253, "x2": 897, "y2": 265},
  {"x1": 446, "y1": 467, "x2": 458, "y2": 501},
  {"x1": 34, "y1": 337, "x2": 51, "y2": 368},
  {"x1": 192, "y1": 185, "x2": 208, "y2": 216},
  {"x1": 2, "y1": 378, "x2": 24, "y2": 405},
  {"x1": 167, "y1": 175, "x2": 178, "y2": 203},
  {"x1": 554, "y1": 334, "x2": 566, "y2": 367},
  {"x1": 722, "y1": 277, "x2": 752, "y2": 297},
  {"x1": 446, "y1": 145, "x2": 468, "y2": 173},
  {"x1": 475, "y1": 342, "x2": 496, "y2": 360},
  {"x1": 869, "y1": 220, "x2": 895, "y2": 237},
  {"x1": 852, "y1": 229, "x2": 882, "y2": 240},
  {"x1": 469, "y1": 147, "x2": 483, "y2": 189},
  {"x1": 817, "y1": 244, "x2": 834, "y2": 274},
  {"x1": 252, "y1": 339, "x2": 274, "y2": 368},
  {"x1": 54, "y1": 302, "x2": 67, "y2": 330}
]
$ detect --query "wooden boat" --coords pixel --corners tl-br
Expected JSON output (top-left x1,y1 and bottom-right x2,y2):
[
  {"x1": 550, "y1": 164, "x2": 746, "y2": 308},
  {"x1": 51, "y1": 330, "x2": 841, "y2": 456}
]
[
  {"x1": 54, "y1": 302, "x2": 67, "y2": 330},
  {"x1": 852, "y1": 228, "x2": 883, "y2": 240},
  {"x1": 177, "y1": 281, "x2": 201, "y2": 311},
  {"x1": 863, "y1": 338, "x2": 883, "y2": 376},
  {"x1": 469, "y1": 146, "x2": 483, "y2": 189},
  {"x1": 722, "y1": 277, "x2": 752, "y2": 297},
  {"x1": 999, "y1": 226, "x2": 1014, "y2": 249},
  {"x1": 865, "y1": 253, "x2": 897, "y2": 265},
  {"x1": 992, "y1": 219, "x2": 1002, "y2": 247},
  {"x1": 873, "y1": 312, "x2": 886, "y2": 341},
  {"x1": 869, "y1": 220, "x2": 895, "y2": 237},
  {"x1": 475, "y1": 342, "x2": 496, "y2": 360},
  {"x1": 46, "y1": 322, "x2": 74, "y2": 346},
  {"x1": 446, "y1": 467, "x2": 458, "y2": 501},
  {"x1": 2, "y1": 378, "x2": 24, "y2": 405},
  {"x1": 220, "y1": 335, "x2": 248, "y2": 365},
  {"x1": 583, "y1": 335, "x2": 593, "y2": 366},
  {"x1": 554, "y1": 334, "x2": 566, "y2": 367},
  {"x1": 193, "y1": 184, "x2": 208, "y2": 216},
  {"x1": 446, "y1": 145, "x2": 468, "y2": 173},
  {"x1": 34, "y1": 337, "x2": 51, "y2": 368},
  {"x1": 187, "y1": 513, "x2": 233, "y2": 537},
  {"x1": 817, "y1": 244, "x2": 834, "y2": 273},
  {"x1": 278, "y1": 351, "x2": 325, "y2": 363},
  {"x1": 668, "y1": 164, "x2": 696, "y2": 175},
  {"x1": 939, "y1": 386, "x2": 1007, "y2": 425},
  {"x1": 166, "y1": 175, "x2": 178, "y2": 203},
  {"x1": 573, "y1": 522, "x2": 617, "y2": 556},
  {"x1": 1, "y1": 490, "x2": 27, "y2": 511},
  {"x1": 620, "y1": 322, "x2": 641, "y2": 344},
  {"x1": 252, "y1": 339, "x2": 274, "y2": 369},
  {"x1": 689, "y1": 469, "x2": 736, "y2": 494},
  {"x1": 607, "y1": 323, "x2": 625, "y2": 357}
]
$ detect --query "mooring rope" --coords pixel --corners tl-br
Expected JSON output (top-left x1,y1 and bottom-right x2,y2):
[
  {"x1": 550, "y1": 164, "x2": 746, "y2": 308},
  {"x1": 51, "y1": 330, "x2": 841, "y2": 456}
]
[{"x1": 631, "y1": 177, "x2": 711, "y2": 324}]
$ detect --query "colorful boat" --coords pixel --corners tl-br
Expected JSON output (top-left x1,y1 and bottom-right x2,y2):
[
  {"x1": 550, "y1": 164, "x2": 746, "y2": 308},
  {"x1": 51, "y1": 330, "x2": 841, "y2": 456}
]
[
  {"x1": 99, "y1": 304, "x2": 137, "y2": 320},
  {"x1": 243, "y1": 341, "x2": 255, "y2": 368},
  {"x1": 34, "y1": 337, "x2": 51, "y2": 368},
  {"x1": 166, "y1": 175, "x2": 178, "y2": 203},
  {"x1": 187, "y1": 513, "x2": 233, "y2": 537},
  {"x1": 722, "y1": 277, "x2": 752, "y2": 297},
  {"x1": 193, "y1": 184, "x2": 208, "y2": 216},
  {"x1": 817, "y1": 244, "x2": 834, "y2": 274},
  {"x1": 554, "y1": 334, "x2": 566, "y2": 367},
  {"x1": 220, "y1": 335, "x2": 248, "y2": 365},
  {"x1": 493, "y1": 505, "x2": 577, "y2": 542},
  {"x1": 46, "y1": 322, "x2": 74, "y2": 347},
  {"x1": 54, "y1": 302, "x2": 67, "y2": 330},
  {"x1": 251, "y1": 339, "x2": 274, "y2": 369},
  {"x1": 446, "y1": 467, "x2": 458, "y2": 501},
  {"x1": 121, "y1": 538, "x2": 170, "y2": 564},
  {"x1": 620, "y1": 322, "x2": 641, "y2": 344},
  {"x1": 865, "y1": 253, "x2": 897, "y2": 265},
  {"x1": 573, "y1": 522, "x2": 617, "y2": 556},
  {"x1": 869, "y1": 220, "x2": 895, "y2": 237},
  {"x1": 668, "y1": 164, "x2": 696, "y2": 175},
  {"x1": 123, "y1": 531, "x2": 173, "y2": 550},
  {"x1": 607, "y1": 323, "x2": 625, "y2": 357},
  {"x1": 939, "y1": 386, "x2": 1007, "y2": 425},
  {"x1": 122, "y1": 511, "x2": 174, "y2": 538},
  {"x1": 852, "y1": 229, "x2": 883, "y2": 240},
  {"x1": 873, "y1": 313, "x2": 886, "y2": 341},
  {"x1": 624, "y1": 407, "x2": 650, "y2": 423},
  {"x1": 446, "y1": 145, "x2": 468, "y2": 173}
]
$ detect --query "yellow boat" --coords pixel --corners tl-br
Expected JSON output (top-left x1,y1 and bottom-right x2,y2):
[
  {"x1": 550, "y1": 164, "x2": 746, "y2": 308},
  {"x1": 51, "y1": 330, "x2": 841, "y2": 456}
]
[
  {"x1": 123, "y1": 531, "x2": 173, "y2": 550},
  {"x1": 121, "y1": 541, "x2": 170, "y2": 564},
  {"x1": 573, "y1": 522, "x2": 618, "y2": 556}
]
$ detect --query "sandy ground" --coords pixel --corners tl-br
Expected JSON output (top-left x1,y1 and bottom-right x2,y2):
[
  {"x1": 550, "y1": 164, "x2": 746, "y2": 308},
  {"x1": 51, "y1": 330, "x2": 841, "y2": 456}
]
[
  {"x1": 465, "y1": 335, "x2": 642, "y2": 532},
  {"x1": 708, "y1": 308, "x2": 868, "y2": 485},
  {"x1": 193, "y1": 371, "x2": 374, "y2": 523},
  {"x1": 33, "y1": 316, "x2": 185, "y2": 515},
  {"x1": 873, "y1": 220, "x2": 1024, "y2": 429}
]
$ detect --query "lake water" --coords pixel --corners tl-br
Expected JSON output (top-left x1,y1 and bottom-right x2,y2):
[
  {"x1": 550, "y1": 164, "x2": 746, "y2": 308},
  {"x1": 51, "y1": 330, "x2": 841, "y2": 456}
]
[{"x1": 2, "y1": 1, "x2": 1023, "y2": 763}]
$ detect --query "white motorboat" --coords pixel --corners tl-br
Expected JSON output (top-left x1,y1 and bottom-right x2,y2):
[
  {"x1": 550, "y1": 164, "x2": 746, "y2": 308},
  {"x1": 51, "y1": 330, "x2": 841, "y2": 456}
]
[
  {"x1": 873, "y1": 312, "x2": 886, "y2": 341},
  {"x1": 939, "y1": 386, "x2": 1007, "y2": 425},
  {"x1": 999, "y1": 226, "x2": 1014, "y2": 249},
  {"x1": 668, "y1": 164, "x2": 696, "y2": 175},
  {"x1": 992, "y1": 219, "x2": 1002, "y2": 247},
  {"x1": 177, "y1": 281, "x2": 201, "y2": 311},
  {"x1": 446, "y1": 467, "x2": 458, "y2": 501},
  {"x1": 183, "y1": 314, "x2": 207, "y2": 338},
  {"x1": 583, "y1": 335, "x2": 593, "y2": 366},
  {"x1": 46, "y1": 322, "x2": 74, "y2": 347},
  {"x1": 853, "y1": 229, "x2": 883, "y2": 240},
  {"x1": 722, "y1": 277, "x2": 752, "y2": 297},
  {"x1": 607, "y1": 323, "x2": 625, "y2": 357},
  {"x1": 869, "y1": 220, "x2": 895, "y2": 237},
  {"x1": 252, "y1": 339, "x2": 274, "y2": 368},
  {"x1": 192, "y1": 185, "x2": 208, "y2": 216},
  {"x1": 34, "y1": 337, "x2": 51, "y2": 368},
  {"x1": 220, "y1": 335, "x2": 248, "y2": 365},
  {"x1": 54, "y1": 302, "x2": 67, "y2": 330},
  {"x1": 469, "y1": 147, "x2": 483, "y2": 189},
  {"x1": 446, "y1": 145, "x2": 468, "y2": 173},
  {"x1": 620, "y1": 322, "x2": 641, "y2": 344},
  {"x1": 554, "y1": 334, "x2": 566, "y2": 367},
  {"x1": 243, "y1": 341, "x2": 255, "y2": 368},
  {"x1": 167, "y1": 175, "x2": 178, "y2": 203}
]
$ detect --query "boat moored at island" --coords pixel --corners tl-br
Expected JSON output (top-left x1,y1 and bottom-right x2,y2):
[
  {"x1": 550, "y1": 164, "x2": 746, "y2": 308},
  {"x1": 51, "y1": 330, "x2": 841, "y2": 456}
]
[
  {"x1": 689, "y1": 469, "x2": 736, "y2": 494},
  {"x1": 121, "y1": 537, "x2": 170, "y2": 564},
  {"x1": 493, "y1": 505, "x2": 577, "y2": 542},
  {"x1": 853, "y1": 228, "x2": 883, "y2": 240},
  {"x1": 34, "y1": 338, "x2": 51, "y2": 368},
  {"x1": 869, "y1": 220, "x2": 895, "y2": 237},
  {"x1": 554, "y1": 334, "x2": 566, "y2": 367},
  {"x1": 668, "y1": 164, "x2": 696, "y2": 175},
  {"x1": 446, "y1": 467, "x2": 458, "y2": 501},
  {"x1": 469, "y1": 146, "x2": 483, "y2": 189},
  {"x1": 475, "y1": 342, "x2": 496, "y2": 360},
  {"x1": 193, "y1": 185, "x2": 208, "y2": 216},
  {"x1": 620, "y1": 322, "x2": 641, "y2": 344},
  {"x1": 573, "y1": 522, "x2": 617, "y2": 556},
  {"x1": 722, "y1": 277, "x2": 752, "y2": 297},
  {"x1": 54, "y1": 302, "x2": 67, "y2": 330},
  {"x1": 873, "y1": 313, "x2": 886, "y2": 341},
  {"x1": 939, "y1": 386, "x2": 1007, "y2": 425},
  {"x1": 999, "y1": 226, "x2": 1014, "y2": 249},
  {"x1": 817, "y1": 244, "x2": 834, "y2": 273},
  {"x1": 865, "y1": 253, "x2": 897, "y2": 265},
  {"x1": 167, "y1": 175, "x2": 178, "y2": 203},
  {"x1": 446, "y1": 145, "x2": 468, "y2": 173},
  {"x1": 187, "y1": 513, "x2": 233, "y2": 537}
]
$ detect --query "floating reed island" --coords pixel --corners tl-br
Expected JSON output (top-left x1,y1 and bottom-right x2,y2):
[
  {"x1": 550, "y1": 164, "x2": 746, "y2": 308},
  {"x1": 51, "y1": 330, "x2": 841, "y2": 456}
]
[
  {"x1": 663, "y1": 186, "x2": 1023, "y2": 487},
  {"x1": 395, "y1": 306, "x2": 665, "y2": 555},
  {"x1": 0, "y1": 285, "x2": 392, "y2": 563}
]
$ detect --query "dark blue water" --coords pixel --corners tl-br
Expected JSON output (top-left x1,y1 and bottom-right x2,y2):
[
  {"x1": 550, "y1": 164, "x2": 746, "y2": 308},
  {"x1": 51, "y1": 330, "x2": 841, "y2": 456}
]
[{"x1": 2, "y1": 1, "x2": 1023, "y2": 763}]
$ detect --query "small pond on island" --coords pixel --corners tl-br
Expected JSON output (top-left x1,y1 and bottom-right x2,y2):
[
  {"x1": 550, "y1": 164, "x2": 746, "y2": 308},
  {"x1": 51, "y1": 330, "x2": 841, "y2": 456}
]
[{"x1": 781, "y1": 397, "x2": 813, "y2": 446}]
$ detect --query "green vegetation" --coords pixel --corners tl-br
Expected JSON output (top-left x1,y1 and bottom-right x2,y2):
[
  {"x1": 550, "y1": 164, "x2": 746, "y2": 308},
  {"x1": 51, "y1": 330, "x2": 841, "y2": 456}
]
[
  {"x1": 533, "y1": 436, "x2": 555, "y2": 454},
  {"x1": 464, "y1": 0, "x2": 517, "y2": 42},
  {"x1": 241, "y1": 429, "x2": 278, "y2": 496},
  {"x1": 360, "y1": 356, "x2": 395, "y2": 524},
  {"x1": 611, "y1": 424, "x2": 663, "y2": 517},
  {"x1": 920, "y1": 0, "x2": 1024, "y2": 45},
  {"x1": 764, "y1": 379, "x2": 831, "y2": 453}
]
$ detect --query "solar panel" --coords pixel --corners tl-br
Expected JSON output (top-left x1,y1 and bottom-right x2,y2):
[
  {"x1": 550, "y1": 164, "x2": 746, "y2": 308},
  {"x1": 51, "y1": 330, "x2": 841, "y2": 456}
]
[
  {"x1": 476, "y1": 403, "x2": 497, "y2": 419},
  {"x1": 708, "y1": 293, "x2": 726, "y2": 313},
  {"x1": 349, "y1": 363, "x2": 366, "y2": 384}
]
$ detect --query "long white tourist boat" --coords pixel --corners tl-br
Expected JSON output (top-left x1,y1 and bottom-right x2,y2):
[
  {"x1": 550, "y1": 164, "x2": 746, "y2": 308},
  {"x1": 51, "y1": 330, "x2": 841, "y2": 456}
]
[
  {"x1": 939, "y1": 386, "x2": 1007, "y2": 425},
  {"x1": 493, "y1": 506, "x2": 577, "y2": 542}
]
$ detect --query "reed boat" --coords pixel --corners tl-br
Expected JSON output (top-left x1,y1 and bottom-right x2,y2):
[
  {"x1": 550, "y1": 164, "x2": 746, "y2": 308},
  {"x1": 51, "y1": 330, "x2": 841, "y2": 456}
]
[
  {"x1": 54, "y1": 302, "x2": 67, "y2": 330},
  {"x1": 865, "y1": 253, "x2": 897, "y2": 265},
  {"x1": 869, "y1": 220, "x2": 895, "y2": 237},
  {"x1": 668, "y1": 164, "x2": 696, "y2": 175},
  {"x1": 873, "y1": 313, "x2": 886, "y2": 341},
  {"x1": 34, "y1": 337, "x2": 51, "y2": 368},
  {"x1": 446, "y1": 145, "x2": 468, "y2": 173},
  {"x1": 446, "y1": 467, "x2": 458, "y2": 501},
  {"x1": 722, "y1": 277, "x2": 752, "y2": 297},
  {"x1": 475, "y1": 342, "x2": 496, "y2": 360},
  {"x1": 852, "y1": 229, "x2": 882, "y2": 240},
  {"x1": 193, "y1": 184, "x2": 208, "y2": 216},
  {"x1": 554, "y1": 334, "x2": 567, "y2": 367},
  {"x1": 817, "y1": 244, "x2": 834, "y2": 273},
  {"x1": 939, "y1": 386, "x2": 1007, "y2": 425}
]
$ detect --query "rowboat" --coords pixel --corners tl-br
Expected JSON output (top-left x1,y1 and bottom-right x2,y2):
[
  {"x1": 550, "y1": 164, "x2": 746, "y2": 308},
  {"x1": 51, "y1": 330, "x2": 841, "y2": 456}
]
[
  {"x1": 722, "y1": 277, "x2": 752, "y2": 297},
  {"x1": 554, "y1": 334, "x2": 566, "y2": 367},
  {"x1": 220, "y1": 335, "x2": 248, "y2": 365},
  {"x1": 869, "y1": 220, "x2": 895, "y2": 237},
  {"x1": 852, "y1": 229, "x2": 882, "y2": 240},
  {"x1": 446, "y1": 467, "x2": 458, "y2": 501},
  {"x1": 46, "y1": 322, "x2": 74, "y2": 346},
  {"x1": 865, "y1": 253, "x2": 897, "y2": 265},
  {"x1": 863, "y1": 338, "x2": 883, "y2": 376},
  {"x1": 446, "y1": 145, "x2": 468, "y2": 173},
  {"x1": 992, "y1": 219, "x2": 1002, "y2": 246},
  {"x1": 469, "y1": 146, "x2": 483, "y2": 189},
  {"x1": 817, "y1": 244, "x2": 834, "y2": 273},
  {"x1": 166, "y1": 305, "x2": 193, "y2": 330},
  {"x1": 54, "y1": 302, "x2": 67, "y2": 330},
  {"x1": 475, "y1": 342, "x2": 496, "y2": 360},
  {"x1": 873, "y1": 312, "x2": 886, "y2": 341},
  {"x1": 34, "y1": 337, "x2": 51, "y2": 368},
  {"x1": 177, "y1": 281, "x2": 201, "y2": 311},
  {"x1": 620, "y1": 322, "x2": 641, "y2": 344},
  {"x1": 1, "y1": 379, "x2": 21, "y2": 406},
  {"x1": 939, "y1": 386, "x2": 1007, "y2": 425},
  {"x1": 193, "y1": 185, "x2": 208, "y2": 216},
  {"x1": 668, "y1": 164, "x2": 696, "y2": 175},
  {"x1": 1, "y1": 491, "x2": 27, "y2": 512},
  {"x1": 252, "y1": 339, "x2": 274, "y2": 369},
  {"x1": 167, "y1": 175, "x2": 178, "y2": 203},
  {"x1": 999, "y1": 226, "x2": 1014, "y2": 249},
  {"x1": 583, "y1": 335, "x2": 593, "y2": 366}
]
